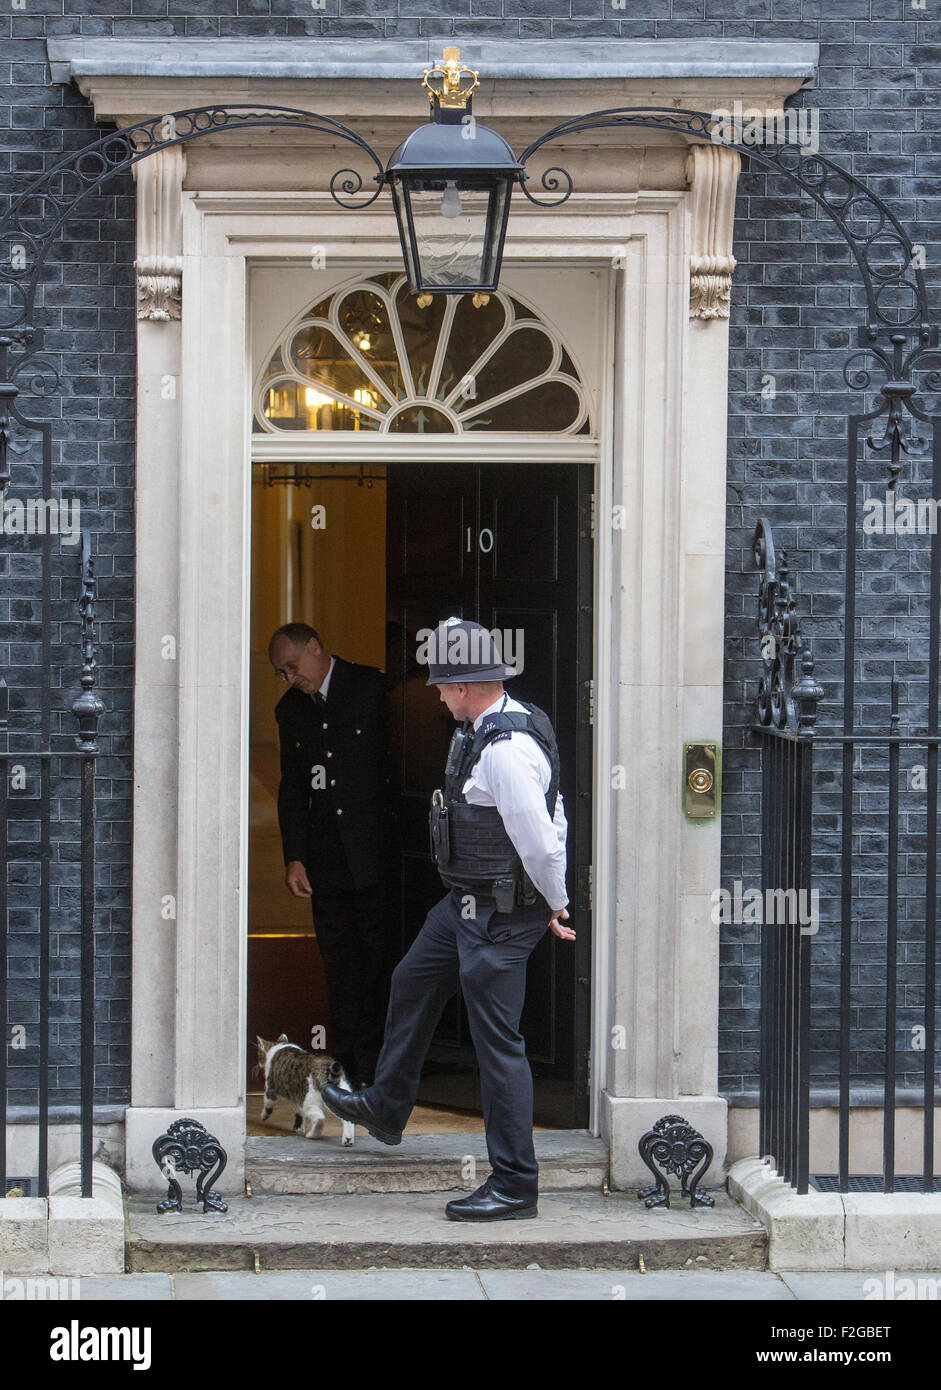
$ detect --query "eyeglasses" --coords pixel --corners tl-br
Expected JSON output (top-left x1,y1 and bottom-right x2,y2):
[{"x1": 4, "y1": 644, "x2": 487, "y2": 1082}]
[{"x1": 273, "y1": 638, "x2": 312, "y2": 683}]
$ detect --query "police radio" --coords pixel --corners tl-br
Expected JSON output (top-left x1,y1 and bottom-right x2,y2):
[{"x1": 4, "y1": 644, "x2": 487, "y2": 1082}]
[
  {"x1": 429, "y1": 788, "x2": 450, "y2": 866},
  {"x1": 444, "y1": 721, "x2": 472, "y2": 778}
]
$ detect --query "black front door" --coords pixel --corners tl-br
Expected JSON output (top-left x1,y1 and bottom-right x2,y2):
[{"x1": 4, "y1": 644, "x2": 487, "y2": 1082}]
[{"x1": 386, "y1": 460, "x2": 593, "y2": 1127}]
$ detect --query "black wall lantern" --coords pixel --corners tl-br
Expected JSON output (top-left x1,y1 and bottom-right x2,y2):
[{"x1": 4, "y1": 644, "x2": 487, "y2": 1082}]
[{"x1": 384, "y1": 48, "x2": 524, "y2": 294}]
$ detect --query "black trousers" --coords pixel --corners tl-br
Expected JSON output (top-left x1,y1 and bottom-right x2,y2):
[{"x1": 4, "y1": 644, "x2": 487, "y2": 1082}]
[
  {"x1": 308, "y1": 824, "x2": 388, "y2": 1087},
  {"x1": 362, "y1": 888, "x2": 550, "y2": 1198}
]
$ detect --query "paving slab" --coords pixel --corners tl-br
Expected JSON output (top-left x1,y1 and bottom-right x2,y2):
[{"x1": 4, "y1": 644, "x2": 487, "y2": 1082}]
[
  {"x1": 245, "y1": 1129, "x2": 608, "y2": 1195},
  {"x1": 0, "y1": 1267, "x2": 902, "y2": 1301},
  {"x1": 780, "y1": 1270, "x2": 941, "y2": 1301},
  {"x1": 168, "y1": 1269, "x2": 792, "y2": 1300},
  {"x1": 173, "y1": 1269, "x2": 484, "y2": 1299},
  {"x1": 478, "y1": 1269, "x2": 795, "y2": 1300},
  {"x1": 78, "y1": 1275, "x2": 174, "y2": 1301},
  {"x1": 127, "y1": 1189, "x2": 768, "y2": 1272}
]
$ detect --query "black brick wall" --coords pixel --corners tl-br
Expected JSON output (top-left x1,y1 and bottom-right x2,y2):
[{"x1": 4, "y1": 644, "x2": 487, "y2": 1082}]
[{"x1": 1, "y1": 1, "x2": 939, "y2": 1114}]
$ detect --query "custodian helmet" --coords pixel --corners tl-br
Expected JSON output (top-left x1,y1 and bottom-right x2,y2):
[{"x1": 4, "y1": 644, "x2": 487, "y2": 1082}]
[{"x1": 424, "y1": 617, "x2": 518, "y2": 686}]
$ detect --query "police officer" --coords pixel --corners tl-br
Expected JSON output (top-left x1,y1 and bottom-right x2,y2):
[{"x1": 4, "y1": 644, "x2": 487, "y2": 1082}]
[
  {"x1": 269, "y1": 622, "x2": 391, "y2": 1088},
  {"x1": 323, "y1": 617, "x2": 574, "y2": 1221}
]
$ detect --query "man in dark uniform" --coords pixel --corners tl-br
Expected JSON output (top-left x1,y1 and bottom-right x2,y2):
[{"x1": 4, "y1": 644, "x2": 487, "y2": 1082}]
[
  {"x1": 323, "y1": 617, "x2": 574, "y2": 1221},
  {"x1": 269, "y1": 622, "x2": 390, "y2": 1088}
]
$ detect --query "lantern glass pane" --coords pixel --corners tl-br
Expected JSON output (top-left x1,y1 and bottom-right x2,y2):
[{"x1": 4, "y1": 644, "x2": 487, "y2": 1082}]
[
  {"x1": 407, "y1": 185, "x2": 490, "y2": 288},
  {"x1": 390, "y1": 179, "x2": 419, "y2": 289}
]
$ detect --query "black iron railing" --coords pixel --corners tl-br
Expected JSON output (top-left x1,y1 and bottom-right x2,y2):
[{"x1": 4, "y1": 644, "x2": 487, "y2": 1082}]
[
  {"x1": 755, "y1": 730, "x2": 814, "y2": 1193},
  {"x1": 0, "y1": 532, "x2": 103, "y2": 1198},
  {"x1": 752, "y1": 500, "x2": 941, "y2": 1195},
  {"x1": 751, "y1": 521, "x2": 821, "y2": 1194}
]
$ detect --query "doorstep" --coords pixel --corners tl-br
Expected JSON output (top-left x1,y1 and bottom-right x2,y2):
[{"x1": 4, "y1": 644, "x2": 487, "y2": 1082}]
[
  {"x1": 245, "y1": 1128, "x2": 608, "y2": 1194},
  {"x1": 126, "y1": 1189, "x2": 768, "y2": 1272}
]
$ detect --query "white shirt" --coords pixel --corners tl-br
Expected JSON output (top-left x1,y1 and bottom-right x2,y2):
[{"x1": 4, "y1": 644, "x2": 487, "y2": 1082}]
[
  {"x1": 462, "y1": 695, "x2": 569, "y2": 912},
  {"x1": 313, "y1": 655, "x2": 336, "y2": 701}
]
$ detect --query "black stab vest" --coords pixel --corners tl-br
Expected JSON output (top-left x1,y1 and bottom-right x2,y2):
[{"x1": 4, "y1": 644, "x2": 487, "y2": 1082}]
[{"x1": 428, "y1": 700, "x2": 560, "y2": 903}]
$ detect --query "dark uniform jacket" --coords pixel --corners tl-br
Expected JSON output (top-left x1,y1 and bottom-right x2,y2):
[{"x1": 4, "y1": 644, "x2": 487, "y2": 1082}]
[{"x1": 275, "y1": 657, "x2": 390, "y2": 890}]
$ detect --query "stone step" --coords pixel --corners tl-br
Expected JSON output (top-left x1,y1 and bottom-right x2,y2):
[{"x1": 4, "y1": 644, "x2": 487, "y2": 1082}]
[
  {"x1": 126, "y1": 1190, "x2": 767, "y2": 1272},
  {"x1": 244, "y1": 1130, "x2": 609, "y2": 1195}
]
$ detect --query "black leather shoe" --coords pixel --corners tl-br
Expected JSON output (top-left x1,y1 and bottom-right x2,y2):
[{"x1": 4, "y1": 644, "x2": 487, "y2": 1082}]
[
  {"x1": 321, "y1": 1084, "x2": 402, "y2": 1146},
  {"x1": 445, "y1": 1179, "x2": 538, "y2": 1222}
]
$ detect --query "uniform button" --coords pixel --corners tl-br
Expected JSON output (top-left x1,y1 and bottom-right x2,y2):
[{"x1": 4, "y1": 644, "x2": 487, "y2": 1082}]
[
  {"x1": 330, "y1": 779, "x2": 336, "y2": 787},
  {"x1": 336, "y1": 808, "x2": 343, "y2": 815},
  {"x1": 355, "y1": 728, "x2": 361, "y2": 734},
  {"x1": 294, "y1": 741, "x2": 300, "y2": 748},
  {"x1": 326, "y1": 750, "x2": 332, "y2": 758},
  {"x1": 322, "y1": 722, "x2": 328, "y2": 730}
]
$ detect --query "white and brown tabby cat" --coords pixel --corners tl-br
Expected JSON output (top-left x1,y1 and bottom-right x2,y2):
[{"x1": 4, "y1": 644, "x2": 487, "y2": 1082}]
[{"x1": 256, "y1": 1034, "x2": 355, "y2": 1146}]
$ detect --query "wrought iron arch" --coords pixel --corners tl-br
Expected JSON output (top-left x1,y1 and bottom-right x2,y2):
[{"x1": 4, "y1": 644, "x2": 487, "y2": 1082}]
[
  {"x1": 1, "y1": 101, "x2": 938, "y2": 491},
  {"x1": 0, "y1": 104, "x2": 935, "y2": 328},
  {"x1": 0, "y1": 104, "x2": 384, "y2": 339},
  {"x1": 519, "y1": 107, "x2": 933, "y2": 337}
]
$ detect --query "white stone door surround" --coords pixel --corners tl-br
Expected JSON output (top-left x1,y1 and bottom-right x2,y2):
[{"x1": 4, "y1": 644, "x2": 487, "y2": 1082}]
[
  {"x1": 123, "y1": 187, "x2": 732, "y2": 1194},
  {"x1": 44, "y1": 37, "x2": 818, "y2": 1191}
]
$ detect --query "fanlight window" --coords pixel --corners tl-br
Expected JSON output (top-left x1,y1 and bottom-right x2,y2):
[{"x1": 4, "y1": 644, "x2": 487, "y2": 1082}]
[{"x1": 254, "y1": 272, "x2": 590, "y2": 435}]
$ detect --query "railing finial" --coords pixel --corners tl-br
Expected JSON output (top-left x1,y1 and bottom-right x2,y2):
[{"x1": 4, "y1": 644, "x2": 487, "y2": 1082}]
[
  {"x1": 71, "y1": 532, "x2": 105, "y2": 753},
  {"x1": 753, "y1": 517, "x2": 822, "y2": 735}
]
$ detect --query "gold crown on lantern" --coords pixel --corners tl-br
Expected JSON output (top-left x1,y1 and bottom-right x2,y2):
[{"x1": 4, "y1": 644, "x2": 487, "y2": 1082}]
[{"x1": 421, "y1": 47, "x2": 480, "y2": 109}]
